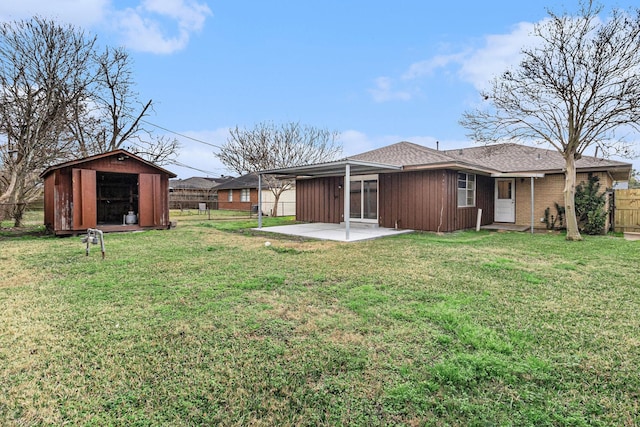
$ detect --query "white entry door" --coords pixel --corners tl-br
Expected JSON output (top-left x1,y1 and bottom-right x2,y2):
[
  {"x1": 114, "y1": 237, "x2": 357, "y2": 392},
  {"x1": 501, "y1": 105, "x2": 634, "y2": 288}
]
[{"x1": 495, "y1": 179, "x2": 515, "y2": 223}]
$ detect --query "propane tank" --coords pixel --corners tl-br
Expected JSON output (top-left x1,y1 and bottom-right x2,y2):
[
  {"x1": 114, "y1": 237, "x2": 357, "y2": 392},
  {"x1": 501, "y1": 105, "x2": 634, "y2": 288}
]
[{"x1": 125, "y1": 211, "x2": 137, "y2": 224}]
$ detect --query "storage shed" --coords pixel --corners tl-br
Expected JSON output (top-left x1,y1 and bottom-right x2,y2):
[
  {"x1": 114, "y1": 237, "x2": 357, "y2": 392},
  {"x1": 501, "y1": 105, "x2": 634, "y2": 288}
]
[{"x1": 40, "y1": 149, "x2": 177, "y2": 235}]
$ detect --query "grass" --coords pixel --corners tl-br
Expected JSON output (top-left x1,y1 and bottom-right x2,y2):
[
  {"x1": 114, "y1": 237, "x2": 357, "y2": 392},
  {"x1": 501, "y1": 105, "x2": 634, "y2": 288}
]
[{"x1": 1, "y1": 212, "x2": 639, "y2": 425}]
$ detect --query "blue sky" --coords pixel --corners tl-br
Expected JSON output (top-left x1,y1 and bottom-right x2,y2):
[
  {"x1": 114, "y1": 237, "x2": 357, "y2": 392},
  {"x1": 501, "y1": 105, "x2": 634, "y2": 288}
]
[{"x1": 1, "y1": 1, "x2": 637, "y2": 178}]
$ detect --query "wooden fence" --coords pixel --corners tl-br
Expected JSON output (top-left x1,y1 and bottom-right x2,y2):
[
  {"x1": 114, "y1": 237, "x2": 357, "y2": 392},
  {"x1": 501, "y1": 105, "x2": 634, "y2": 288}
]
[{"x1": 614, "y1": 189, "x2": 640, "y2": 232}]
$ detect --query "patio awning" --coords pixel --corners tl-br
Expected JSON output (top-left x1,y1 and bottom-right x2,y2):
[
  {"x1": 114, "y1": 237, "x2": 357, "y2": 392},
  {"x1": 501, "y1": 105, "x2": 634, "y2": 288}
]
[
  {"x1": 260, "y1": 159, "x2": 402, "y2": 178},
  {"x1": 258, "y1": 159, "x2": 401, "y2": 241}
]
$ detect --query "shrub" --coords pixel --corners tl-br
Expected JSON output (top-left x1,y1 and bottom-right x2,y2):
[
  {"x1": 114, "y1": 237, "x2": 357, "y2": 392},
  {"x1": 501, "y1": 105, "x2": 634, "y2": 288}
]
[{"x1": 575, "y1": 175, "x2": 607, "y2": 235}]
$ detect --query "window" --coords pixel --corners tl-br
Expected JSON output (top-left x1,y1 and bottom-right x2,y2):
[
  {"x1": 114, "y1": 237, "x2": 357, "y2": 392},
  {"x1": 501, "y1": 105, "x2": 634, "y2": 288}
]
[
  {"x1": 240, "y1": 188, "x2": 250, "y2": 202},
  {"x1": 457, "y1": 172, "x2": 476, "y2": 207},
  {"x1": 227, "y1": 189, "x2": 233, "y2": 202}
]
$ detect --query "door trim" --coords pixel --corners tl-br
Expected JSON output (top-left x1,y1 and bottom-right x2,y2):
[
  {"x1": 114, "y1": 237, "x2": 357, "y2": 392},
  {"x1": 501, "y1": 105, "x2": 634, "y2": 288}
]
[{"x1": 494, "y1": 178, "x2": 515, "y2": 223}]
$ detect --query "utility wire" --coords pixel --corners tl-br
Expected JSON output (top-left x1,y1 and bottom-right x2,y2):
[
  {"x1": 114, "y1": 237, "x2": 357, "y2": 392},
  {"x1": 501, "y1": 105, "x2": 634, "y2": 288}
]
[
  {"x1": 169, "y1": 160, "x2": 226, "y2": 176},
  {"x1": 141, "y1": 119, "x2": 222, "y2": 149}
]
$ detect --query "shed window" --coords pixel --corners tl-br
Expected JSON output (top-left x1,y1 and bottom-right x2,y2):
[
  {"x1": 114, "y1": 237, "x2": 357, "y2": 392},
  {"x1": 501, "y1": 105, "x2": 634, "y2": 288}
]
[
  {"x1": 457, "y1": 172, "x2": 476, "y2": 207},
  {"x1": 228, "y1": 190, "x2": 233, "y2": 202},
  {"x1": 240, "y1": 188, "x2": 250, "y2": 202}
]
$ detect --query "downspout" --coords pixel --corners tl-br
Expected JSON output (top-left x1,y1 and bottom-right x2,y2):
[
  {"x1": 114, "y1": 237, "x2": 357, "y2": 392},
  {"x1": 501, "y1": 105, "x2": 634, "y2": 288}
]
[
  {"x1": 344, "y1": 163, "x2": 350, "y2": 241},
  {"x1": 258, "y1": 173, "x2": 263, "y2": 229}
]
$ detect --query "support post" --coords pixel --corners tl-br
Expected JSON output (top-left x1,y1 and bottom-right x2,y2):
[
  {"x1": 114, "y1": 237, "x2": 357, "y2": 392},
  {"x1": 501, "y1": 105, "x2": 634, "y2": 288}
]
[
  {"x1": 344, "y1": 163, "x2": 350, "y2": 241},
  {"x1": 476, "y1": 208, "x2": 483, "y2": 231},
  {"x1": 258, "y1": 173, "x2": 263, "y2": 229},
  {"x1": 530, "y1": 177, "x2": 534, "y2": 235}
]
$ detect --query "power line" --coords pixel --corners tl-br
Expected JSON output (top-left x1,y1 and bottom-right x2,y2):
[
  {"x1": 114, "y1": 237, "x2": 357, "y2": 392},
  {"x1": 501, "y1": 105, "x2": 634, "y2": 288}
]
[
  {"x1": 141, "y1": 119, "x2": 222, "y2": 149},
  {"x1": 169, "y1": 160, "x2": 227, "y2": 176}
]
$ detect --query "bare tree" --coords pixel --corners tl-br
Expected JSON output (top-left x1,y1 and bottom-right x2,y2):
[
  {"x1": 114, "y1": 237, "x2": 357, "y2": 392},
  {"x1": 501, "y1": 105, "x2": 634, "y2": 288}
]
[
  {"x1": 0, "y1": 17, "x2": 179, "y2": 226},
  {"x1": 460, "y1": 1, "x2": 640, "y2": 240},
  {"x1": 217, "y1": 122, "x2": 342, "y2": 216},
  {"x1": 0, "y1": 17, "x2": 95, "y2": 225},
  {"x1": 69, "y1": 46, "x2": 180, "y2": 164}
]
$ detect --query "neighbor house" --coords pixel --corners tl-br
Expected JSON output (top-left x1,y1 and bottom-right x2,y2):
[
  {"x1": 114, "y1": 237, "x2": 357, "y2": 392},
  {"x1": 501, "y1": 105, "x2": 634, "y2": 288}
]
[
  {"x1": 260, "y1": 141, "x2": 631, "y2": 233},
  {"x1": 40, "y1": 149, "x2": 176, "y2": 235},
  {"x1": 215, "y1": 172, "x2": 296, "y2": 216},
  {"x1": 169, "y1": 176, "x2": 232, "y2": 210}
]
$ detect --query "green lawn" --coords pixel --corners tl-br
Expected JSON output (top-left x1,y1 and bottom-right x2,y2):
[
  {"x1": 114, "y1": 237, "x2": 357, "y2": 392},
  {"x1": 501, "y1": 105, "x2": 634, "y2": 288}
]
[{"x1": 1, "y1": 214, "x2": 639, "y2": 426}]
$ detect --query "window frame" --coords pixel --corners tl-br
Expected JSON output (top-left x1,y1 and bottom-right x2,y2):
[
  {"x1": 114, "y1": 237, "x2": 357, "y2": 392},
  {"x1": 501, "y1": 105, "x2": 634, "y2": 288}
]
[
  {"x1": 457, "y1": 172, "x2": 476, "y2": 208},
  {"x1": 227, "y1": 189, "x2": 233, "y2": 202},
  {"x1": 240, "y1": 188, "x2": 250, "y2": 202}
]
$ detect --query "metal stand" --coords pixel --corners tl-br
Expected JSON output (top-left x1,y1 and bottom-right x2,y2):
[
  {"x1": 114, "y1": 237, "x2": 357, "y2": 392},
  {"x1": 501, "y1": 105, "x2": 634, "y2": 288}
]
[{"x1": 82, "y1": 228, "x2": 105, "y2": 259}]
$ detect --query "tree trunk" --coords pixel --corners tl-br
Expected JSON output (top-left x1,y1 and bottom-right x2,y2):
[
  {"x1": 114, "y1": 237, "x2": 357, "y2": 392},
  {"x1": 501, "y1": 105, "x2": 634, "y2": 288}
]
[
  {"x1": 563, "y1": 155, "x2": 582, "y2": 241},
  {"x1": 270, "y1": 188, "x2": 282, "y2": 217}
]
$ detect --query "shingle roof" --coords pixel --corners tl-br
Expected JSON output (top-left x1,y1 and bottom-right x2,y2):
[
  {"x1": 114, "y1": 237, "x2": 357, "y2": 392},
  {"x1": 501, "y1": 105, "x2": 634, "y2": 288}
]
[
  {"x1": 260, "y1": 141, "x2": 631, "y2": 180},
  {"x1": 214, "y1": 173, "x2": 260, "y2": 190},
  {"x1": 349, "y1": 141, "x2": 458, "y2": 166},
  {"x1": 170, "y1": 177, "x2": 223, "y2": 190},
  {"x1": 442, "y1": 143, "x2": 630, "y2": 173}
]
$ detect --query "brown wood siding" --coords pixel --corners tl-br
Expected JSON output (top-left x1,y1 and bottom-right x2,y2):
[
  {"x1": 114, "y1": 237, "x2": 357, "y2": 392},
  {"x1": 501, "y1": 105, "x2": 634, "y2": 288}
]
[
  {"x1": 72, "y1": 168, "x2": 97, "y2": 230},
  {"x1": 296, "y1": 170, "x2": 495, "y2": 232},
  {"x1": 43, "y1": 173, "x2": 55, "y2": 231},
  {"x1": 455, "y1": 174, "x2": 494, "y2": 230},
  {"x1": 296, "y1": 177, "x2": 343, "y2": 223},
  {"x1": 139, "y1": 173, "x2": 161, "y2": 226},
  {"x1": 379, "y1": 170, "x2": 457, "y2": 232},
  {"x1": 43, "y1": 152, "x2": 173, "y2": 235}
]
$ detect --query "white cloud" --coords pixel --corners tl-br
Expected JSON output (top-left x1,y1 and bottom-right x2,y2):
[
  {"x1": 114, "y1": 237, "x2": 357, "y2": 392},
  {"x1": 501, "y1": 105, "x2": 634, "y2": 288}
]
[
  {"x1": 368, "y1": 77, "x2": 412, "y2": 103},
  {"x1": 383, "y1": 20, "x2": 539, "y2": 101},
  {"x1": 0, "y1": 0, "x2": 212, "y2": 54},
  {"x1": 113, "y1": 0, "x2": 212, "y2": 54},
  {"x1": 458, "y1": 21, "x2": 537, "y2": 91},
  {"x1": 402, "y1": 52, "x2": 467, "y2": 80}
]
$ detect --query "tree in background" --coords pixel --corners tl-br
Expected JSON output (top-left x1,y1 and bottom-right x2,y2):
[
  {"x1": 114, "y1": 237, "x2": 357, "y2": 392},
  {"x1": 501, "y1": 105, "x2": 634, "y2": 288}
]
[
  {"x1": 629, "y1": 169, "x2": 640, "y2": 189},
  {"x1": 0, "y1": 17, "x2": 178, "y2": 226},
  {"x1": 0, "y1": 17, "x2": 95, "y2": 225},
  {"x1": 217, "y1": 122, "x2": 342, "y2": 216},
  {"x1": 69, "y1": 46, "x2": 179, "y2": 164},
  {"x1": 460, "y1": 1, "x2": 640, "y2": 241}
]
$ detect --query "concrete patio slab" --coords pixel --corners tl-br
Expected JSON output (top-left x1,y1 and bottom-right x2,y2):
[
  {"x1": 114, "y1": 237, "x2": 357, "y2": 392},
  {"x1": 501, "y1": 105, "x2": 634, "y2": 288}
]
[{"x1": 253, "y1": 222, "x2": 414, "y2": 242}]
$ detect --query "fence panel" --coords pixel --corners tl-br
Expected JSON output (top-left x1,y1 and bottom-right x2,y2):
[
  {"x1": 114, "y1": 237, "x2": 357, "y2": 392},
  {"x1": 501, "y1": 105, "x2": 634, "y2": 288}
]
[{"x1": 614, "y1": 189, "x2": 640, "y2": 232}]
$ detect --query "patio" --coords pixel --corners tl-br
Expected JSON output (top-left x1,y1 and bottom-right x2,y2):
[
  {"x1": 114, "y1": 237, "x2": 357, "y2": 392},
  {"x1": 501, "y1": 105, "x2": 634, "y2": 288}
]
[{"x1": 253, "y1": 222, "x2": 414, "y2": 242}]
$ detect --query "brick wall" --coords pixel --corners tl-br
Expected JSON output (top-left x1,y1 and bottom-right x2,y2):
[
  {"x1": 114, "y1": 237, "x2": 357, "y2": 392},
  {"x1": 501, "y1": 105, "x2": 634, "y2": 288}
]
[
  {"x1": 217, "y1": 189, "x2": 258, "y2": 211},
  {"x1": 515, "y1": 172, "x2": 611, "y2": 229}
]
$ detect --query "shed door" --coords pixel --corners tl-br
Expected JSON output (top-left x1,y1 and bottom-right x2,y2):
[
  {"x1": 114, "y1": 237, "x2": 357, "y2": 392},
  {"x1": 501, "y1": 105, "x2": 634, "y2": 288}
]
[
  {"x1": 72, "y1": 168, "x2": 97, "y2": 230},
  {"x1": 139, "y1": 173, "x2": 162, "y2": 226}
]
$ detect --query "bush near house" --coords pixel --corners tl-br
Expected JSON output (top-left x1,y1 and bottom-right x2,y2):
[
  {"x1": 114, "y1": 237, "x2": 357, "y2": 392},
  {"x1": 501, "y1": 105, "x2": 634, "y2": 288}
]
[
  {"x1": 1, "y1": 215, "x2": 639, "y2": 425},
  {"x1": 575, "y1": 174, "x2": 608, "y2": 235}
]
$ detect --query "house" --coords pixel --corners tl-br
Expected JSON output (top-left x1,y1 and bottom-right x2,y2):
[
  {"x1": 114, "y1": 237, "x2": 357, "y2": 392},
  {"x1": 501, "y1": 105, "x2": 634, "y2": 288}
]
[
  {"x1": 215, "y1": 172, "x2": 296, "y2": 216},
  {"x1": 40, "y1": 149, "x2": 176, "y2": 235},
  {"x1": 260, "y1": 141, "x2": 631, "y2": 234},
  {"x1": 169, "y1": 176, "x2": 231, "y2": 210}
]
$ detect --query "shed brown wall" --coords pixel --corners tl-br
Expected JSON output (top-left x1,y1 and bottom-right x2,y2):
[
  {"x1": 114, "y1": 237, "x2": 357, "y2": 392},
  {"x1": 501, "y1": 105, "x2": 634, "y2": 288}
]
[
  {"x1": 43, "y1": 155, "x2": 172, "y2": 235},
  {"x1": 295, "y1": 171, "x2": 494, "y2": 232}
]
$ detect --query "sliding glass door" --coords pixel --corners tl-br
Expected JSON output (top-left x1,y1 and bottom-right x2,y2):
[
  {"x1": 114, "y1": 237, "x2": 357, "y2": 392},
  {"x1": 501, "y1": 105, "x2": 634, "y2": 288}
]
[{"x1": 349, "y1": 175, "x2": 378, "y2": 222}]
